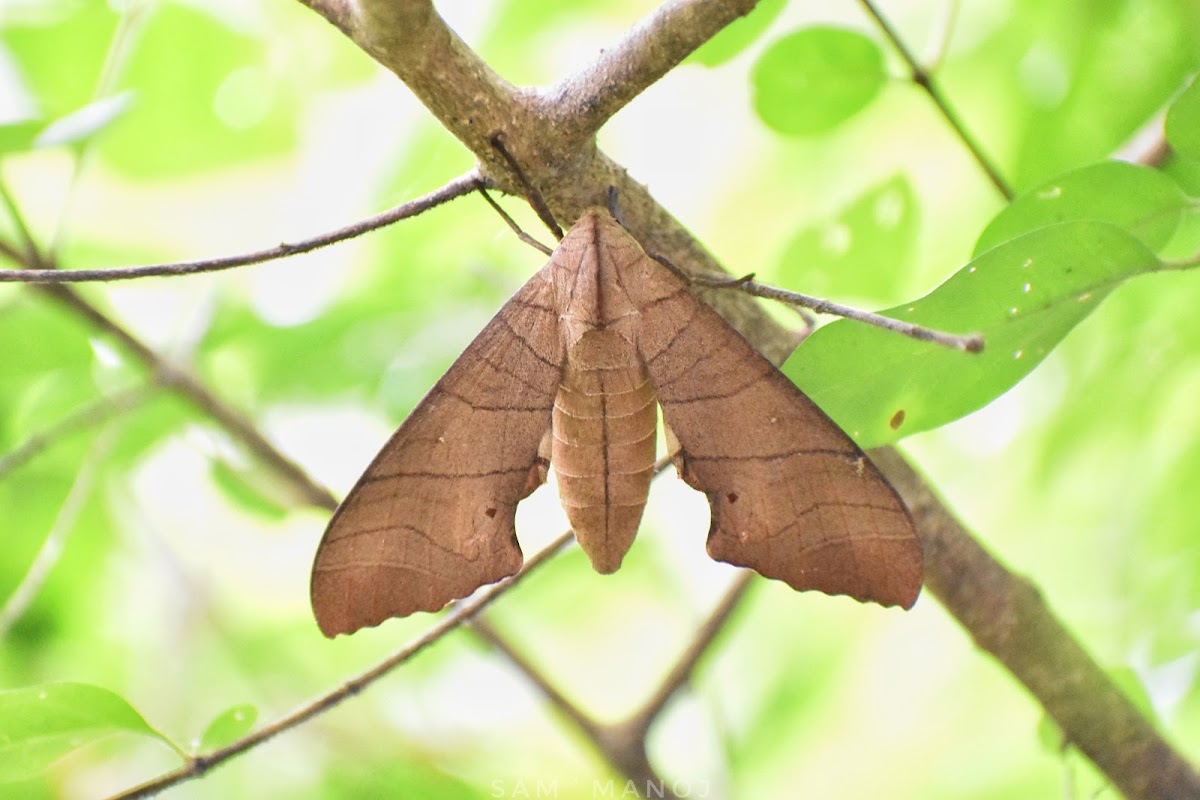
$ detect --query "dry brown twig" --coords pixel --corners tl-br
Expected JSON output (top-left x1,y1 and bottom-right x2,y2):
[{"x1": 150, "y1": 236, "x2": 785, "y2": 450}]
[
  {"x1": 0, "y1": 172, "x2": 482, "y2": 282},
  {"x1": 1, "y1": 0, "x2": 1193, "y2": 799},
  {"x1": 108, "y1": 532, "x2": 576, "y2": 800}
]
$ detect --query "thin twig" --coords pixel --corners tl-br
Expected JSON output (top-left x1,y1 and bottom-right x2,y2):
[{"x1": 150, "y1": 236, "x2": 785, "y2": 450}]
[
  {"x1": 624, "y1": 572, "x2": 755, "y2": 737},
  {"x1": 857, "y1": 0, "x2": 1013, "y2": 201},
  {"x1": 107, "y1": 531, "x2": 577, "y2": 800},
  {"x1": 476, "y1": 185, "x2": 554, "y2": 255},
  {"x1": 658, "y1": 255, "x2": 984, "y2": 352},
  {"x1": 728, "y1": 275, "x2": 983, "y2": 352},
  {"x1": 0, "y1": 427, "x2": 117, "y2": 636},
  {"x1": 469, "y1": 615, "x2": 681, "y2": 800},
  {"x1": 3, "y1": 173, "x2": 338, "y2": 508},
  {"x1": 16, "y1": 174, "x2": 487, "y2": 505},
  {"x1": 34, "y1": 282, "x2": 340, "y2": 510},
  {"x1": 6, "y1": 175, "x2": 484, "y2": 510},
  {"x1": 489, "y1": 133, "x2": 563, "y2": 240},
  {"x1": 0, "y1": 172, "x2": 482, "y2": 282},
  {"x1": 460, "y1": 457, "x2": 698, "y2": 798},
  {"x1": 467, "y1": 617, "x2": 602, "y2": 740},
  {"x1": 465, "y1": 571, "x2": 755, "y2": 797},
  {"x1": 0, "y1": 386, "x2": 149, "y2": 479},
  {"x1": 0, "y1": 178, "x2": 48, "y2": 268}
]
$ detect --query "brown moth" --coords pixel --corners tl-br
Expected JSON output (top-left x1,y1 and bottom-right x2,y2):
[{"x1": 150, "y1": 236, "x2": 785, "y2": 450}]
[{"x1": 311, "y1": 209, "x2": 922, "y2": 637}]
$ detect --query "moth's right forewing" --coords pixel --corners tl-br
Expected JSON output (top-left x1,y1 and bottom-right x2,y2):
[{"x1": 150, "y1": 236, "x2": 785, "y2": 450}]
[{"x1": 606, "y1": 214, "x2": 922, "y2": 609}]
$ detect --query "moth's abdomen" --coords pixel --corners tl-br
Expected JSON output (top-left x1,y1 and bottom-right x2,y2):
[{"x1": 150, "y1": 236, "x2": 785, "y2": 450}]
[{"x1": 552, "y1": 330, "x2": 657, "y2": 573}]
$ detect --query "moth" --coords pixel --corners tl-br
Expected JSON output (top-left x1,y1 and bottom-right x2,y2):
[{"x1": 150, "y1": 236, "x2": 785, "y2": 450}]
[{"x1": 311, "y1": 208, "x2": 922, "y2": 637}]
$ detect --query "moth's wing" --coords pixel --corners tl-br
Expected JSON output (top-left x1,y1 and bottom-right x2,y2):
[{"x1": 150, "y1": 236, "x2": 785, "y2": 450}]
[
  {"x1": 311, "y1": 270, "x2": 563, "y2": 636},
  {"x1": 621, "y1": 250, "x2": 922, "y2": 608}
]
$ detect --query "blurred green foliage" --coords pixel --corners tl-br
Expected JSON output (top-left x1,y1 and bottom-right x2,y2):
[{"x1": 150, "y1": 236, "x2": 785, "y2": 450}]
[{"x1": 1, "y1": 0, "x2": 1198, "y2": 798}]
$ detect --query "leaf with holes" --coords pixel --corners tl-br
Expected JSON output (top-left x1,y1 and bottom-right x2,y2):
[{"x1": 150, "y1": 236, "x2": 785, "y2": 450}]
[
  {"x1": 0, "y1": 683, "x2": 176, "y2": 781},
  {"x1": 785, "y1": 221, "x2": 1160, "y2": 448},
  {"x1": 974, "y1": 161, "x2": 1190, "y2": 256}
]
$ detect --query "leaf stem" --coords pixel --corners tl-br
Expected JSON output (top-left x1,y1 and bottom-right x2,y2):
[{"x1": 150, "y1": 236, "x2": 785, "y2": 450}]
[{"x1": 857, "y1": 0, "x2": 1013, "y2": 201}]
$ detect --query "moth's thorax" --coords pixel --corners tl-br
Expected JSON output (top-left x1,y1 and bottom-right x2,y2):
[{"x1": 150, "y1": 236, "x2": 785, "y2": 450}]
[
  {"x1": 552, "y1": 328, "x2": 657, "y2": 574},
  {"x1": 552, "y1": 212, "x2": 644, "y2": 350}
]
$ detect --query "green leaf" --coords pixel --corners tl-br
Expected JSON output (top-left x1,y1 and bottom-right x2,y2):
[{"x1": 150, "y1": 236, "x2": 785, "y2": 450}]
[
  {"x1": 687, "y1": 0, "x2": 787, "y2": 67},
  {"x1": 0, "y1": 683, "x2": 175, "y2": 782},
  {"x1": 1166, "y1": 75, "x2": 1200, "y2": 160},
  {"x1": 752, "y1": 26, "x2": 886, "y2": 136},
  {"x1": 197, "y1": 703, "x2": 257, "y2": 752},
  {"x1": 974, "y1": 161, "x2": 1190, "y2": 256},
  {"x1": 777, "y1": 174, "x2": 917, "y2": 298},
  {"x1": 785, "y1": 221, "x2": 1160, "y2": 448}
]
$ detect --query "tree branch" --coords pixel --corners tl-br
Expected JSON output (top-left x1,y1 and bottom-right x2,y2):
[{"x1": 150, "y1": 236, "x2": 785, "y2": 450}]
[
  {"x1": 296, "y1": 0, "x2": 794, "y2": 362},
  {"x1": 463, "y1": 574, "x2": 754, "y2": 799},
  {"x1": 873, "y1": 448, "x2": 1200, "y2": 800},
  {"x1": 541, "y1": 0, "x2": 761, "y2": 142},
  {"x1": 292, "y1": 0, "x2": 356, "y2": 37},
  {"x1": 622, "y1": 572, "x2": 754, "y2": 739},
  {"x1": 286, "y1": 1, "x2": 1200, "y2": 796},
  {"x1": 469, "y1": 616, "x2": 681, "y2": 799}
]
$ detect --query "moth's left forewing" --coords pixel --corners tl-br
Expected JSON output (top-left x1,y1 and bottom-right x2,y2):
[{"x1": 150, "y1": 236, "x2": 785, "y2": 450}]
[{"x1": 310, "y1": 265, "x2": 566, "y2": 637}]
